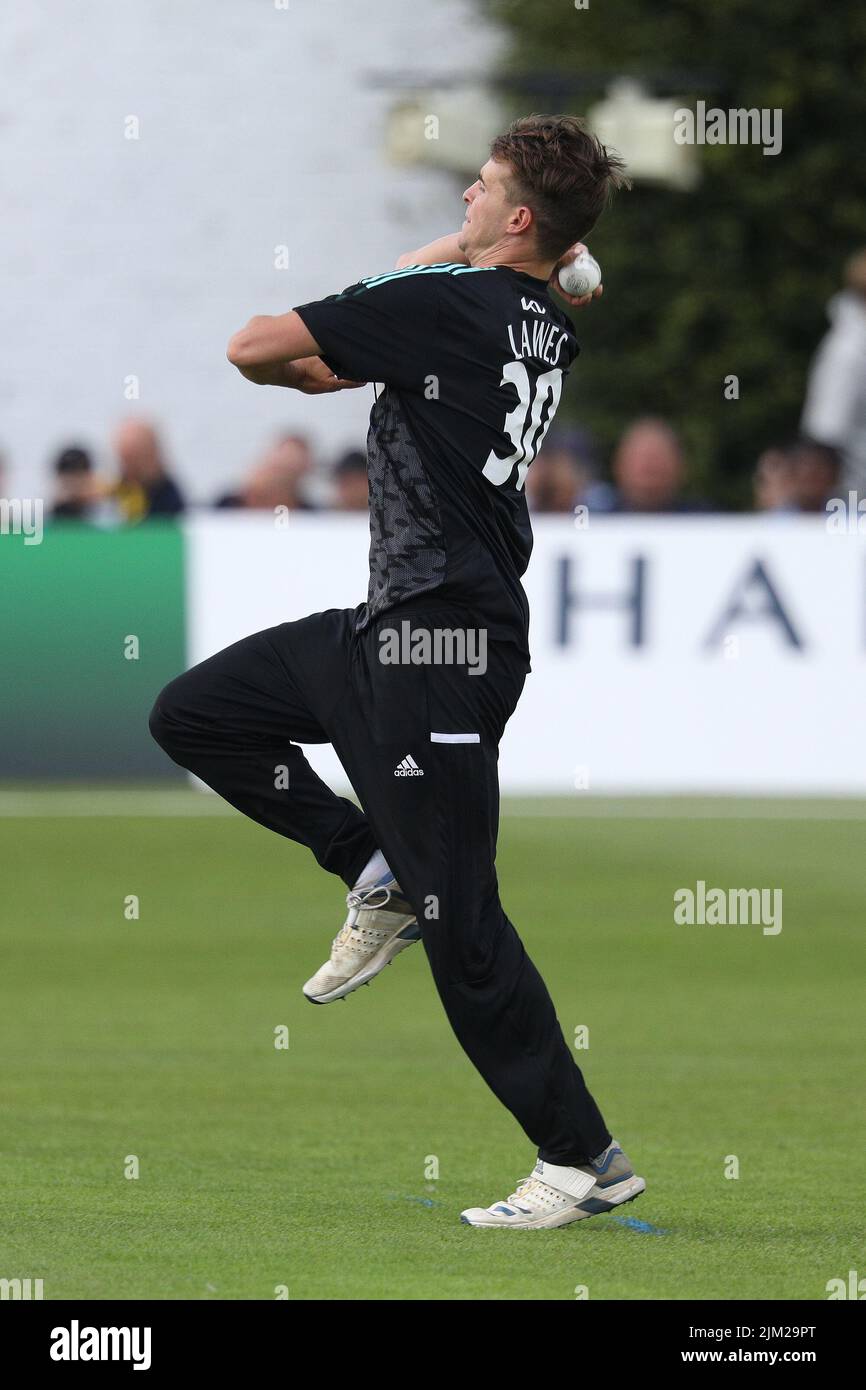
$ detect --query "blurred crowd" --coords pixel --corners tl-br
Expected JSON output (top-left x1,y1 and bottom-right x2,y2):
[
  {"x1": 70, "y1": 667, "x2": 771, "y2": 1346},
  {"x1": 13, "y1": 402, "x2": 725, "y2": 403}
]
[
  {"x1": 31, "y1": 426, "x2": 372, "y2": 525},
  {"x1": 37, "y1": 425, "x2": 367, "y2": 524},
  {"x1": 29, "y1": 414, "x2": 848, "y2": 527},
  {"x1": 10, "y1": 247, "x2": 866, "y2": 525},
  {"x1": 29, "y1": 412, "x2": 848, "y2": 527}
]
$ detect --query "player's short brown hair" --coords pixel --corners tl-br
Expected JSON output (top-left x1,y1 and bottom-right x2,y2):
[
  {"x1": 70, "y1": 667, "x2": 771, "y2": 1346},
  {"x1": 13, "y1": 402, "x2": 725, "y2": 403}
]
[{"x1": 490, "y1": 114, "x2": 630, "y2": 259}]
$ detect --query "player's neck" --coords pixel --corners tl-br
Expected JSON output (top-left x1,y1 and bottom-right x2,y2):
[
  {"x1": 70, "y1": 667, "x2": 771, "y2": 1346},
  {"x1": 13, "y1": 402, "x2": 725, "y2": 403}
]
[{"x1": 468, "y1": 245, "x2": 556, "y2": 283}]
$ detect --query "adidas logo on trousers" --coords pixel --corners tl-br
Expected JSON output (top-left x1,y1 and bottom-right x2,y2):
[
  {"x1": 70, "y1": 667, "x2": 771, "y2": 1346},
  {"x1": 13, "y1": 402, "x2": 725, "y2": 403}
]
[{"x1": 394, "y1": 754, "x2": 424, "y2": 776}]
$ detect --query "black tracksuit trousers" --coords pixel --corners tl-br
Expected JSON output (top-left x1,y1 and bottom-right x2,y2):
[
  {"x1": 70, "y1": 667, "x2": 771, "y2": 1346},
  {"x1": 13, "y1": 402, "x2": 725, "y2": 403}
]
[{"x1": 148, "y1": 602, "x2": 611, "y2": 1165}]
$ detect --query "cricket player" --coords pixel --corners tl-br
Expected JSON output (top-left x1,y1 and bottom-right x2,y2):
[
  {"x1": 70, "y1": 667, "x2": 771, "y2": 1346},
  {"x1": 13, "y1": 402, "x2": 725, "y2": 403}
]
[{"x1": 150, "y1": 114, "x2": 645, "y2": 1229}]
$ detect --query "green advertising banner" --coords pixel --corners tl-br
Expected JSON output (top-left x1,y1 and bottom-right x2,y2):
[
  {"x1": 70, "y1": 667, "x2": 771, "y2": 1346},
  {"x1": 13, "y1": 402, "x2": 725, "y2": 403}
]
[{"x1": 0, "y1": 522, "x2": 186, "y2": 778}]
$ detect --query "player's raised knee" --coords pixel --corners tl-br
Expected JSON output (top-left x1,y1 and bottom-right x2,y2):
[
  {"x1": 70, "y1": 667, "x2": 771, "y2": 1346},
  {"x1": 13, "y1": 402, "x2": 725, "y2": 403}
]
[{"x1": 148, "y1": 679, "x2": 183, "y2": 752}]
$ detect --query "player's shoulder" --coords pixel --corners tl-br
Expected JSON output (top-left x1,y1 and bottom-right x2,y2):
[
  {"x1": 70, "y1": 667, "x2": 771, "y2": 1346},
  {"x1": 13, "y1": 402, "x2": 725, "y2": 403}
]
[
  {"x1": 355, "y1": 262, "x2": 486, "y2": 295},
  {"x1": 495, "y1": 268, "x2": 575, "y2": 330},
  {"x1": 430, "y1": 263, "x2": 572, "y2": 322},
  {"x1": 351, "y1": 262, "x2": 568, "y2": 320}
]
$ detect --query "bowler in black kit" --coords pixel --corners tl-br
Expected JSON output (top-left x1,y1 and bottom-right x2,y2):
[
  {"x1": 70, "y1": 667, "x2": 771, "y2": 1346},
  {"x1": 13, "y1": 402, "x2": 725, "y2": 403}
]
[{"x1": 149, "y1": 115, "x2": 646, "y2": 1228}]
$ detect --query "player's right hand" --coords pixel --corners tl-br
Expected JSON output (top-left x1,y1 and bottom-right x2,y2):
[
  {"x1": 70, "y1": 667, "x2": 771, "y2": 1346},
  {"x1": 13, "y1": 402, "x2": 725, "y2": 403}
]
[
  {"x1": 293, "y1": 356, "x2": 368, "y2": 394},
  {"x1": 550, "y1": 242, "x2": 604, "y2": 309}
]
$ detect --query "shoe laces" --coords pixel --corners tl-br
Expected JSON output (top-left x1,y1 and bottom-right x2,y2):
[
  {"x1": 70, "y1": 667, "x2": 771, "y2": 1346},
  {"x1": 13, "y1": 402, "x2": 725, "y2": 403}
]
[
  {"x1": 506, "y1": 1175, "x2": 553, "y2": 1209},
  {"x1": 505, "y1": 1178, "x2": 544, "y2": 1212},
  {"x1": 345, "y1": 883, "x2": 394, "y2": 913},
  {"x1": 331, "y1": 883, "x2": 395, "y2": 951}
]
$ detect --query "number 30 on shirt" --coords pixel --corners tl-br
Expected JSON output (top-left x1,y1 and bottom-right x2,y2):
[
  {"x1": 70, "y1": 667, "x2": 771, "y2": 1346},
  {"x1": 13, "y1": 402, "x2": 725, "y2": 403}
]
[{"x1": 482, "y1": 361, "x2": 564, "y2": 491}]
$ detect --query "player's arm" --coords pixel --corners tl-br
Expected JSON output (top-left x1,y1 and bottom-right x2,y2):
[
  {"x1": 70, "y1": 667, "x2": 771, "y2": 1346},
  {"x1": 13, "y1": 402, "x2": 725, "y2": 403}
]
[
  {"x1": 292, "y1": 270, "x2": 440, "y2": 389},
  {"x1": 395, "y1": 233, "x2": 469, "y2": 270},
  {"x1": 226, "y1": 312, "x2": 365, "y2": 393}
]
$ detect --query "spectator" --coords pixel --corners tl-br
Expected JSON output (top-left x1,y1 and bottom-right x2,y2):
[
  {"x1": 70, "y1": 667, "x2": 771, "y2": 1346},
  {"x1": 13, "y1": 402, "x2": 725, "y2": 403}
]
[
  {"x1": 526, "y1": 427, "x2": 601, "y2": 513},
  {"x1": 217, "y1": 434, "x2": 316, "y2": 512},
  {"x1": 593, "y1": 417, "x2": 706, "y2": 513},
  {"x1": 753, "y1": 444, "x2": 796, "y2": 512},
  {"x1": 51, "y1": 445, "x2": 99, "y2": 520},
  {"x1": 787, "y1": 435, "x2": 842, "y2": 513},
  {"x1": 112, "y1": 419, "x2": 185, "y2": 521},
  {"x1": 332, "y1": 449, "x2": 369, "y2": 511},
  {"x1": 753, "y1": 436, "x2": 841, "y2": 514},
  {"x1": 801, "y1": 248, "x2": 866, "y2": 493}
]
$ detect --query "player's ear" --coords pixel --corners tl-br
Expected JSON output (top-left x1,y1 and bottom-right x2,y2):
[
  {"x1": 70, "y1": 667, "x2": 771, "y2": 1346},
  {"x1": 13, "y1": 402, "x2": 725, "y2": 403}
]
[{"x1": 516, "y1": 204, "x2": 537, "y2": 237}]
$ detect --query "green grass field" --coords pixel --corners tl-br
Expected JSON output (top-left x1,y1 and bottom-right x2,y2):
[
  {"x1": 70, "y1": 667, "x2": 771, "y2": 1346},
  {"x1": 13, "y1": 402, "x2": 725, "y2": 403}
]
[{"x1": 1, "y1": 788, "x2": 863, "y2": 1301}]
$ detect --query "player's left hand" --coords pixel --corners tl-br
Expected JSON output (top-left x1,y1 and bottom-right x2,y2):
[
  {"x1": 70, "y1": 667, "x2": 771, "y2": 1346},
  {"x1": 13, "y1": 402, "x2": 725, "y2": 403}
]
[
  {"x1": 293, "y1": 356, "x2": 368, "y2": 394},
  {"x1": 549, "y1": 242, "x2": 604, "y2": 309}
]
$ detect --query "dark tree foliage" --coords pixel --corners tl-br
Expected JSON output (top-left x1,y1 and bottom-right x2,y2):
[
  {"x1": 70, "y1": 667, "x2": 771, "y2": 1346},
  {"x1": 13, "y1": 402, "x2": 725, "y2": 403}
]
[{"x1": 486, "y1": 0, "x2": 866, "y2": 505}]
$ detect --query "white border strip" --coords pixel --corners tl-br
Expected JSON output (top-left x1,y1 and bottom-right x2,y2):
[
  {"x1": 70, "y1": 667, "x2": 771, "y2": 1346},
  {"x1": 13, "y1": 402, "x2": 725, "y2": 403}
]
[{"x1": 430, "y1": 732, "x2": 481, "y2": 744}]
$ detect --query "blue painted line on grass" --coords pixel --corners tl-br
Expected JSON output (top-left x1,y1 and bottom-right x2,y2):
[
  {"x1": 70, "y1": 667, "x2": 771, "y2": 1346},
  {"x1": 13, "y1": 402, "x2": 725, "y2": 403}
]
[
  {"x1": 385, "y1": 1193, "x2": 443, "y2": 1208},
  {"x1": 613, "y1": 1215, "x2": 668, "y2": 1235}
]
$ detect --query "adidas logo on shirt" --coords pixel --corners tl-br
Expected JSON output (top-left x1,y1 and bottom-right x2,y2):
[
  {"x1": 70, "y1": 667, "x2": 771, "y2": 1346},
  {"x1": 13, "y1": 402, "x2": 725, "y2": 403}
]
[{"x1": 394, "y1": 754, "x2": 424, "y2": 777}]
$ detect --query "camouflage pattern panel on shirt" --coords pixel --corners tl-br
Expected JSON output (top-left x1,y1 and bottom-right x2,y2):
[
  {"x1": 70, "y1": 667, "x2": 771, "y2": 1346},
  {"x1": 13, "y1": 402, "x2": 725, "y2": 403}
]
[{"x1": 356, "y1": 390, "x2": 447, "y2": 630}]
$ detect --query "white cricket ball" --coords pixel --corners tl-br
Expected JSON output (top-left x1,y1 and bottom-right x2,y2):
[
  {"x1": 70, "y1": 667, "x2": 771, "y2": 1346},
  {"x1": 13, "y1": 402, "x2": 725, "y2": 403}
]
[{"x1": 557, "y1": 249, "x2": 602, "y2": 298}]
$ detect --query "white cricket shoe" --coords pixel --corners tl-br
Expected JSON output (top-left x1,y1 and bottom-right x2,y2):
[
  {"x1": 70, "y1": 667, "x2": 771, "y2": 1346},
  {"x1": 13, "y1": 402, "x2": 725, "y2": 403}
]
[
  {"x1": 302, "y1": 873, "x2": 421, "y2": 1004},
  {"x1": 460, "y1": 1141, "x2": 646, "y2": 1229}
]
